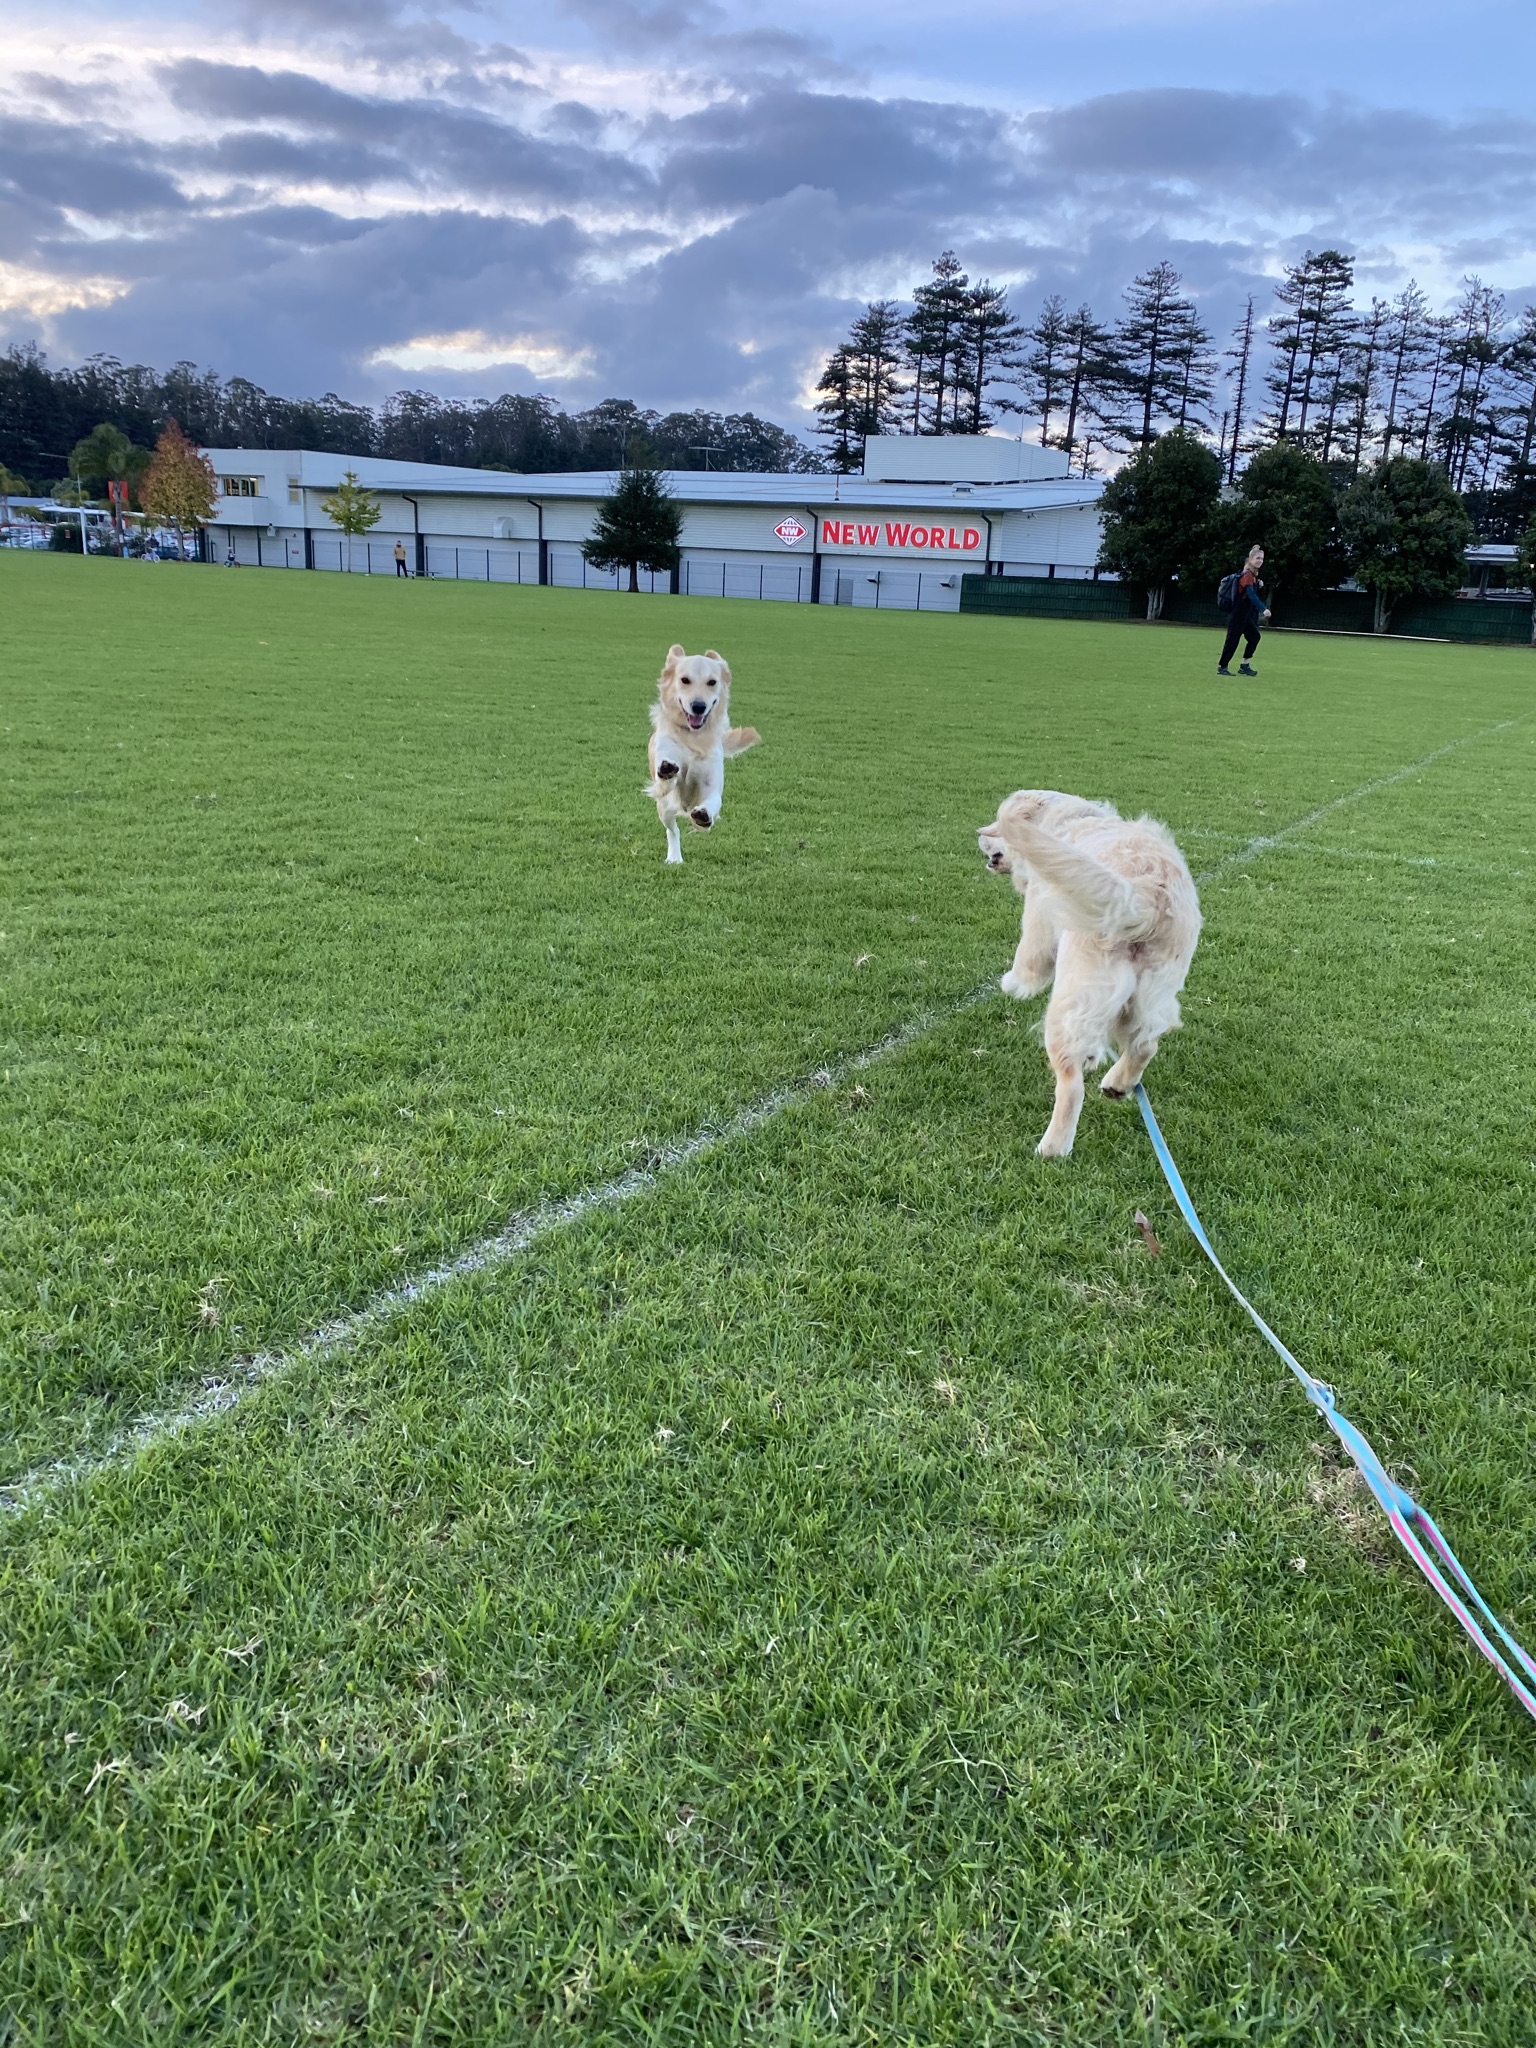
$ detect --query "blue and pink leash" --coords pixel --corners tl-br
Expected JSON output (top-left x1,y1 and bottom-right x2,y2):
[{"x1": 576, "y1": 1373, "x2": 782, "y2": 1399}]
[{"x1": 1134, "y1": 1082, "x2": 1536, "y2": 1727}]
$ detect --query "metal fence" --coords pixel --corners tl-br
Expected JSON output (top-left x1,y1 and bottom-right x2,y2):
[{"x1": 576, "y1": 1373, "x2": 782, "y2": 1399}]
[{"x1": 961, "y1": 575, "x2": 1536, "y2": 645}]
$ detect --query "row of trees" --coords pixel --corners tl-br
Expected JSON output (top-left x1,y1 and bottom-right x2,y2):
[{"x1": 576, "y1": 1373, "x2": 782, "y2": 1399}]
[
  {"x1": 815, "y1": 251, "x2": 1536, "y2": 536},
  {"x1": 0, "y1": 345, "x2": 819, "y2": 490},
  {"x1": 1096, "y1": 433, "x2": 1500, "y2": 631}
]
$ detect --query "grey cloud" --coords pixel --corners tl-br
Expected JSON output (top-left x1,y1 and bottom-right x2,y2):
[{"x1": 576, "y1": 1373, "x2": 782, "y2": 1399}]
[
  {"x1": 160, "y1": 59, "x2": 653, "y2": 206},
  {"x1": 0, "y1": 116, "x2": 189, "y2": 224},
  {"x1": 656, "y1": 89, "x2": 1025, "y2": 213},
  {"x1": 4, "y1": 65, "x2": 1534, "y2": 434},
  {"x1": 1021, "y1": 88, "x2": 1536, "y2": 235},
  {"x1": 15, "y1": 71, "x2": 124, "y2": 115}
]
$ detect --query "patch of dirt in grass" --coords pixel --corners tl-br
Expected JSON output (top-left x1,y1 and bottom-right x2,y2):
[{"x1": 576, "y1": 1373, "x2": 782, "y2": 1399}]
[{"x1": 1305, "y1": 1443, "x2": 1394, "y2": 1565}]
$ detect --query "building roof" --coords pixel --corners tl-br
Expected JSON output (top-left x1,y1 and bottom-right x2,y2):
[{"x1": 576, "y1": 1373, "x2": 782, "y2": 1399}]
[{"x1": 203, "y1": 448, "x2": 1105, "y2": 514}]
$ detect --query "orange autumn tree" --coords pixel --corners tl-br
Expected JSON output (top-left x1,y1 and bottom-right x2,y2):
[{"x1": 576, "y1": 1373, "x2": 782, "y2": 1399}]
[{"x1": 140, "y1": 420, "x2": 217, "y2": 551}]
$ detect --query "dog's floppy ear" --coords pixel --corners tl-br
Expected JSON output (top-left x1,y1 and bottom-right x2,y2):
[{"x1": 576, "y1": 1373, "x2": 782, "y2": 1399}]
[{"x1": 663, "y1": 643, "x2": 686, "y2": 670}]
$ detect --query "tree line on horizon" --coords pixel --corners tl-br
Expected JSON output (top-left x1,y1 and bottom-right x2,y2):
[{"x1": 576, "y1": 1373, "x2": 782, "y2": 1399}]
[
  {"x1": 0, "y1": 349, "x2": 821, "y2": 498},
  {"x1": 815, "y1": 250, "x2": 1536, "y2": 540}
]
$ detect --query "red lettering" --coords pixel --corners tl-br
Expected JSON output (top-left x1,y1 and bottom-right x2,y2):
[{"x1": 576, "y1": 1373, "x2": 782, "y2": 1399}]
[
  {"x1": 945, "y1": 528, "x2": 958, "y2": 550},
  {"x1": 885, "y1": 522, "x2": 911, "y2": 547},
  {"x1": 822, "y1": 520, "x2": 840, "y2": 545},
  {"x1": 910, "y1": 526, "x2": 928, "y2": 547},
  {"x1": 963, "y1": 527, "x2": 980, "y2": 550},
  {"x1": 856, "y1": 523, "x2": 879, "y2": 545},
  {"x1": 929, "y1": 526, "x2": 946, "y2": 549}
]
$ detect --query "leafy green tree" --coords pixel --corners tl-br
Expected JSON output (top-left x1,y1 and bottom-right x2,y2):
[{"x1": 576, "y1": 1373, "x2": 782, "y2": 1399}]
[
  {"x1": 1338, "y1": 456, "x2": 1475, "y2": 632},
  {"x1": 69, "y1": 422, "x2": 145, "y2": 545},
  {"x1": 321, "y1": 469, "x2": 383, "y2": 571},
  {"x1": 583, "y1": 462, "x2": 682, "y2": 591},
  {"x1": 1097, "y1": 428, "x2": 1223, "y2": 619},
  {"x1": 140, "y1": 420, "x2": 217, "y2": 550},
  {"x1": 1205, "y1": 441, "x2": 1344, "y2": 600}
]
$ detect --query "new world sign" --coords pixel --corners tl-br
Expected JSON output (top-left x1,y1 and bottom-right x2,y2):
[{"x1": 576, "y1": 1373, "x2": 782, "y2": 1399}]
[{"x1": 816, "y1": 519, "x2": 983, "y2": 554}]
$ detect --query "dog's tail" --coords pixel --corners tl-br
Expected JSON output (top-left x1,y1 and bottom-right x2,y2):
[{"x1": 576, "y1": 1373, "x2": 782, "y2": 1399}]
[
  {"x1": 989, "y1": 816, "x2": 1152, "y2": 940},
  {"x1": 723, "y1": 725, "x2": 760, "y2": 756}
]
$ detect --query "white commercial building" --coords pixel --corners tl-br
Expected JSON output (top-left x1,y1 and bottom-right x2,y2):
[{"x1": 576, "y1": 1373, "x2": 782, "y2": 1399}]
[{"x1": 203, "y1": 436, "x2": 1107, "y2": 612}]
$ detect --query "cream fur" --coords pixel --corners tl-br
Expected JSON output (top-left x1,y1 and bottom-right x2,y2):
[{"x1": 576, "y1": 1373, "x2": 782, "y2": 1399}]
[
  {"x1": 644, "y1": 643, "x2": 760, "y2": 864},
  {"x1": 978, "y1": 789, "x2": 1202, "y2": 1157}
]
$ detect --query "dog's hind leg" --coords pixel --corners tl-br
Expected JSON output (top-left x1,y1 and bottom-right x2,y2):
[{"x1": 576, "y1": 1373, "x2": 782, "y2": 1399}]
[
  {"x1": 1037, "y1": 947, "x2": 1135, "y2": 1157},
  {"x1": 1101, "y1": 973, "x2": 1184, "y2": 1097}
]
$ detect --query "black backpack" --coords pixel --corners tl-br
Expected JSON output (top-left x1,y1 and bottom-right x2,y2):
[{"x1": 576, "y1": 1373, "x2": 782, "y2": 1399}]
[{"x1": 1216, "y1": 570, "x2": 1239, "y2": 613}]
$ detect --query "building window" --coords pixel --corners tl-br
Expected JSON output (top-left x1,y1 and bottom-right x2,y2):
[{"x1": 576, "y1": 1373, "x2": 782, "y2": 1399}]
[
  {"x1": 288, "y1": 478, "x2": 301, "y2": 502},
  {"x1": 221, "y1": 476, "x2": 261, "y2": 497}
]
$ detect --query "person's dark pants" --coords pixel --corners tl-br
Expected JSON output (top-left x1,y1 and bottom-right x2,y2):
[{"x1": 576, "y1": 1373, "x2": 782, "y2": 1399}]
[
  {"x1": 1219, "y1": 621, "x2": 1261, "y2": 668},
  {"x1": 395, "y1": 558, "x2": 408, "y2": 576}
]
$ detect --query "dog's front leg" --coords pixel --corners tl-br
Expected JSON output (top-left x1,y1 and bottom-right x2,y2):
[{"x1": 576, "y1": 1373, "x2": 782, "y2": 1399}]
[
  {"x1": 687, "y1": 751, "x2": 725, "y2": 833},
  {"x1": 1001, "y1": 893, "x2": 1058, "y2": 998}
]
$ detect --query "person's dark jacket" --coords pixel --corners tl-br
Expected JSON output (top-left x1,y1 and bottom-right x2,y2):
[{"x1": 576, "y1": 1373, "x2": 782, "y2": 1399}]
[{"x1": 1234, "y1": 570, "x2": 1267, "y2": 630}]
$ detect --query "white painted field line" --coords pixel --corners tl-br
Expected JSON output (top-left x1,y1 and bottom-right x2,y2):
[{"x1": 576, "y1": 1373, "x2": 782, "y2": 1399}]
[
  {"x1": 0, "y1": 994, "x2": 990, "y2": 1519},
  {"x1": 1195, "y1": 713, "x2": 1530, "y2": 881},
  {"x1": 2, "y1": 707, "x2": 1527, "y2": 1520}
]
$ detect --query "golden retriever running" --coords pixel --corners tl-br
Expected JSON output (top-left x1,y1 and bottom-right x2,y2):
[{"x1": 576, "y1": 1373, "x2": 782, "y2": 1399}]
[
  {"x1": 645, "y1": 644, "x2": 760, "y2": 865},
  {"x1": 978, "y1": 790, "x2": 1202, "y2": 1157}
]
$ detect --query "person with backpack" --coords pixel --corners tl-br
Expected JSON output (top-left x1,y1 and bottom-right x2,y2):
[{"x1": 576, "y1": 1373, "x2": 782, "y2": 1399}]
[{"x1": 1216, "y1": 544, "x2": 1270, "y2": 675}]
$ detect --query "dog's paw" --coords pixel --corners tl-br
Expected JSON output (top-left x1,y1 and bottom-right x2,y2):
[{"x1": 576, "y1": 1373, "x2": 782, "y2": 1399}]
[
  {"x1": 655, "y1": 759, "x2": 680, "y2": 780},
  {"x1": 665, "y1": 849, "x2": 684, "y2": 865},
  {"x1": 1035, "y1": 1131, "x2": 1074, "y2": 1158},
  {"x1": 1099, "y1": 1081, "x2": 1128, "y2": 1100},
  {"x1": 690, "y1": 807, "x2": 712, "y2": 830}
]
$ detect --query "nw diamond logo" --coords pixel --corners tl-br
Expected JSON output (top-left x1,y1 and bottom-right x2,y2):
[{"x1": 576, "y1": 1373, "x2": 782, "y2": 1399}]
[{"x1": 772, "y1": 516, "x2": 807, "y2": 545}]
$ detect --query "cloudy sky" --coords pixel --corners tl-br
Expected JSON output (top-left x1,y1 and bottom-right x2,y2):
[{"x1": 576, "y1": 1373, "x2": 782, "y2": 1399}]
[{"x1": 2, "y1": 0, "x2": 1533, "y2": 433}]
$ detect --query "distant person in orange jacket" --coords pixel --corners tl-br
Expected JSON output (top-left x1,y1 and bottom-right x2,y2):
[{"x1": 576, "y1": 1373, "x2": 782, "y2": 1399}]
[
  {"x1": 393, "y1": 539, "x2": 409, "y2": 577},
  {"x1": 1218, "y1": 544, "x2": 1270, "y2": 675}
]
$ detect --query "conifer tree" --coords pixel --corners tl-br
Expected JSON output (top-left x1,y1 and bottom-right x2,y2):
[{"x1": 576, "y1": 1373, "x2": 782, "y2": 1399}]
[
  {"x1": 955, "y1": 279, "x2": 1023, "y2": 433},
  {"x1": 815, "y1": 347, "x2": 858, "y2": 474},
  {"x1": 1264, "y1": 250, "x2": 1356, "y2": 444},
  {"x1": 583, "y1": 460, "x2": 682, "y2": 591},
  {"x1": 1380, "y1": 282, "x2": 1433, "y2": 461},
  {"x1": 904, "y1": 252, "x2": 971, "y2": 434},
  {"x1": 1057, "y1": 305, "x2": 1111, "y2": 471},
  {"x1": 1436, "y1": 278, "x2": 1504, "y2": 489},
  {"x1": 1223, "y1": 296, "x2": 1256, "y2": 483},
  {"x1": 1100, "y1": 263, "x2": 1205, "y2": 448},
  {"x1": 846, "y1": 300, "x2": 907, "y2": 444},
  {"x1": 1022, "y1": 294, "x2": 1069, "y2": 448}
]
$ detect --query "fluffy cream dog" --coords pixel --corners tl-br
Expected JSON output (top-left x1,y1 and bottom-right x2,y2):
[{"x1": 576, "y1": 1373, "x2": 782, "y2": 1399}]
[
  {"x1": 978, "y1": 789, "x2": 1202, "y2": 1157},
  {"x1": 645, "y1": 644, "x2": 760, "y2": 864}
]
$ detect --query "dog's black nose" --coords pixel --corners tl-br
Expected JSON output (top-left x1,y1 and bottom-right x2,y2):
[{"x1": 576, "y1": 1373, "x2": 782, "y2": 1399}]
[{"x1": 690, "y1": 700, "x2": 706, "y2": 716}]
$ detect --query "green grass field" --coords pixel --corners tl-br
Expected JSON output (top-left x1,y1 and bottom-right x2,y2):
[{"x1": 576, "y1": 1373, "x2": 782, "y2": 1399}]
[{"x1": 3, "y1": 551, "x2": 1535, "y2": 2043}]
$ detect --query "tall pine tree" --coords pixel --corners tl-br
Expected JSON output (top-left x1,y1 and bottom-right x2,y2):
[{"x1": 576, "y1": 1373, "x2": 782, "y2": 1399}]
[
  {"x1": 904, "y1": 252, "x2": 972, "y2": 434},
  {"x1": 1263, "y1": 250, "x2": 1356, "y2": 444},
  {"x1": 1100, "y1": 263, "x2": 1205, "y2": 448}
]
